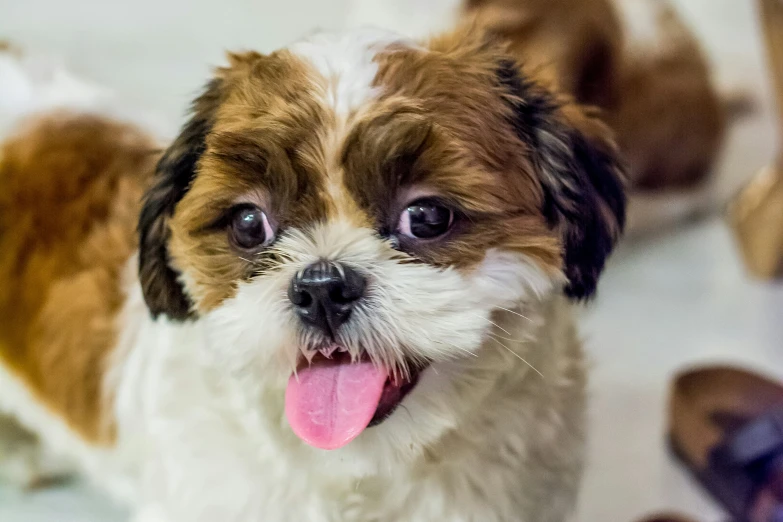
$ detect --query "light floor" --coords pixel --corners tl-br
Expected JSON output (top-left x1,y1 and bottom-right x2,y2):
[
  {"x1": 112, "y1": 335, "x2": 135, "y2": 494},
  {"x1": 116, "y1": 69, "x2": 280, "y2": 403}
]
[{"x1": 1, "y1": 0, "x2": 781, "y2": 520}]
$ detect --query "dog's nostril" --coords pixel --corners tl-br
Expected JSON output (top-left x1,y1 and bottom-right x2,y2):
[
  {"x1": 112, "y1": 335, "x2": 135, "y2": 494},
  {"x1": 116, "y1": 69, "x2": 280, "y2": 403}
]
[
  {"x1": 329, "y1": 286, "x2": 353, "y2": 305},
  {"x1": 328, "y1": 287, "x2": 343, "y2": 304},
  {"x1": 290, "y1": 290, "x2": 312, "y2": 308}
]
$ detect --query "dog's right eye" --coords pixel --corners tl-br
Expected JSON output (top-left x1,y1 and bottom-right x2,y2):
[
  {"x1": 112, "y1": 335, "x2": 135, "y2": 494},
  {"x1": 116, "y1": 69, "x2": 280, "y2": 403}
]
[
  {"x1": 229, "y1": 205, "x2": 274, "y2": 250},
  {"x1": 397, "y1": 199, "x2": 454, "y2": 240}
]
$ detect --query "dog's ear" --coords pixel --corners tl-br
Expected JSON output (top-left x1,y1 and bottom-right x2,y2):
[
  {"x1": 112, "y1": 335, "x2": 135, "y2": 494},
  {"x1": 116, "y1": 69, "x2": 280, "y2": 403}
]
[
  {"x1": 497, "y1": 59, "x2": 627, "y2": 299},
  {"x1": 138, "y1": 79, "x2": 224, "y2": 320}
]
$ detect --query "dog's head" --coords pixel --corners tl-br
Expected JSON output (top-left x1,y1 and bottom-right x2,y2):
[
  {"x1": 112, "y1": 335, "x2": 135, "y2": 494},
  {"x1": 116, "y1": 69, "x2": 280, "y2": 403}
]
[{"x1": 138, "y1": 27, "x2": 625, "y2": 459}]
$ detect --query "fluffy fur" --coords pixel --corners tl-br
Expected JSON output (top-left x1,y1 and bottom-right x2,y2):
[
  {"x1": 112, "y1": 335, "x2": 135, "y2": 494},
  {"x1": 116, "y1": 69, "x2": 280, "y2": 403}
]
[
  {"x1": 464, "y1": 0, "x2": 752, "y2": 236},
  {"x1": 464, "y1": 0, "x2": 624, "y2": 110},
  {"x1": 0, "y1": 28, "x2": 625, "y2": 522}
]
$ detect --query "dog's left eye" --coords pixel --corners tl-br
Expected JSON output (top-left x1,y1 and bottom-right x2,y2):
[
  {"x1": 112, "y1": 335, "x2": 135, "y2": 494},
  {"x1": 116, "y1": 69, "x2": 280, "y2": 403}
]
[
  {"x1": 398, "y1": 200, "x2": 454, "y2": 239},
  {"x1": 229, "y1": 205, "x2": 274, "y2": 250}
]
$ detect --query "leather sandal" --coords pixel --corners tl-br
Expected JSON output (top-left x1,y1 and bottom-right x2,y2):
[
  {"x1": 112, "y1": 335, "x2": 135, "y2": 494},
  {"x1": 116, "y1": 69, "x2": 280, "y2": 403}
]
[{"x1": 668, "y1": 365, "x2": 783, "y2": 521}]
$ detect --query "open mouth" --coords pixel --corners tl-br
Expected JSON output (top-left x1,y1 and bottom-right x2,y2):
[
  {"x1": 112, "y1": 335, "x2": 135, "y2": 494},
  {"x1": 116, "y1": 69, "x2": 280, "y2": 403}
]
[{"x1": 285, "y1": 348, "x2": 422, "y2": 450}]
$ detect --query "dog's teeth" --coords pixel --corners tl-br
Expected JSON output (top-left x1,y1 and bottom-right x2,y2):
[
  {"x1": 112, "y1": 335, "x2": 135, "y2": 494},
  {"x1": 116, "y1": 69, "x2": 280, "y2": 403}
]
[{"x1": 319, "y1": 344, "x2": 338, "y2": 358}]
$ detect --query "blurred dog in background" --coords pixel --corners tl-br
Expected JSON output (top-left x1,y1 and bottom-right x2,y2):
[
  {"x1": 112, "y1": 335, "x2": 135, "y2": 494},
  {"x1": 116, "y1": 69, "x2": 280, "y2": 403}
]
[{"x1": 464, "y1": 0, "x2": 753, "y2": 236}]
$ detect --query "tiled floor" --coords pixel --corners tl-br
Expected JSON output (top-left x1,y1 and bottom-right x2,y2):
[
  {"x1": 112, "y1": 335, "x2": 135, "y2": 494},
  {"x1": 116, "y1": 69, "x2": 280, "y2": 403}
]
[{"x1": 1, "y1": 0, "x2": 781, "y2": 520}]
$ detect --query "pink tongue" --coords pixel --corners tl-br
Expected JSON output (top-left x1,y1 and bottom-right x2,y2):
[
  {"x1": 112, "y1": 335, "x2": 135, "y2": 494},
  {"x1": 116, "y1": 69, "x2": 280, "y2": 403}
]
[{"x1": 285, "y1": 357, "x2": 388, "y2": 450}]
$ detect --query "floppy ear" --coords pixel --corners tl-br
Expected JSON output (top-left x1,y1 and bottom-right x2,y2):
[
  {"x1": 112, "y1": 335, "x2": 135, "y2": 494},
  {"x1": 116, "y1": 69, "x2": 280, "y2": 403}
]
[
  {"x1": 497, "y1": 59, "x2": 627, "y2": 299},
  {"x1": 138, "y1": 78, "x2": 223, "y2": 320}
]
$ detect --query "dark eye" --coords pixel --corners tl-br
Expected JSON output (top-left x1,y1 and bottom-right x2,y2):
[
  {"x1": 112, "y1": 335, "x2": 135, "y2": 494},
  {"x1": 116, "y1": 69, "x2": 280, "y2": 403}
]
[
  {"x1": 229, "y1": 205, "x2": 274, "y2": 250},
  {"x1": 397, "y1": 199, "x2": 454, "y2": 239}
]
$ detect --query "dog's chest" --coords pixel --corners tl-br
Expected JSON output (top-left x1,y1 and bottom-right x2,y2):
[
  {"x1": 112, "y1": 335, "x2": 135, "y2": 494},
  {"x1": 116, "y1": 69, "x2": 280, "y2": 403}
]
[{"x1": 116, "y1": 299, "x2": 585, "y2": 522}]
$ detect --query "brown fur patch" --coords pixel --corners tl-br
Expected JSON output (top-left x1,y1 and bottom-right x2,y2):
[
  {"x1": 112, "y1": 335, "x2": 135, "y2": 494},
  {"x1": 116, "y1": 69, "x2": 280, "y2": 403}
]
[
  {"x1": 0, "y1": 113, "x2": 158, "y2": 443},
  {"x1": 167, "y1": 51, "x2": 335, "y2": 312},
  {"x1": 464, "y1": 0, "x2": 623, "y2": 109},
  {"x1": 464, "y1": 0, "x2": 730, "y2": 192},
  {"x1": 348, "y1": 30, "x2": 562, "y2": 272}
]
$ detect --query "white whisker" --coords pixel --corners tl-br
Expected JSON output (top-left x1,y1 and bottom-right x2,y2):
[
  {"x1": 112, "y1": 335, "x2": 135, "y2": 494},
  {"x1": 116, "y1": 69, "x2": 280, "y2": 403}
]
[
  {"x1": 408, "y1": 325, "x2": 468, "y2": 360},
  {"x1": 438, "y1": 339, "x2": 478, "y2": 358},
  {"x1": 465, "y1": 311, "x2": 512, "y2": 336},
  {"x1": 487, "y1": 337, "x2": 544, "y2": 379},
  {"x1": 495, "y1": 306, "x2": 532, "y2": 322}
]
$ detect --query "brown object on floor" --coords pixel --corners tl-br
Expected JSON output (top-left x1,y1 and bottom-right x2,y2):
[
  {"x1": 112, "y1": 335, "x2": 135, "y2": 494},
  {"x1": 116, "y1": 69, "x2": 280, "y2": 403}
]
[
  {"x1": 728, "y1": 0, "x2": 783, "y2": 280},
  {"x1": 668, "y1": 366, "x2": 783, "y2": 521},
  {"x1": 728, "y1": 163, "x2": 783, "y2": 279},
  {"x1": 463, "y1": 0, "x2": 738, "y2": 193}
]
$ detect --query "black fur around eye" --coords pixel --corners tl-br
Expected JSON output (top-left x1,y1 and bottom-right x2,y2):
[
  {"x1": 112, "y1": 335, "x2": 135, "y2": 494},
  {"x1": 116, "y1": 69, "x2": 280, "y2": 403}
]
[
  {"x1": 398, "y1": 200, "x2": 454, "y2": 239},
  {"x1": 229, "y1": 205, "x2": 274, "y2": 250}
]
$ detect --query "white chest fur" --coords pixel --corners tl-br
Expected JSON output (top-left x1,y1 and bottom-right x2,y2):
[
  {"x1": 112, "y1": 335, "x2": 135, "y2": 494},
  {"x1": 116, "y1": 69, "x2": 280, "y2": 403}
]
[{"x1": 105, "y1": 268, "x2": 586, "y2": 522}]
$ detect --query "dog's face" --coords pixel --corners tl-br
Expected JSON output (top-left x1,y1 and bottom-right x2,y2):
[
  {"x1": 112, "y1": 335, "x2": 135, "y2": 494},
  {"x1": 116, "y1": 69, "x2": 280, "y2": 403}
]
[{"x1": 137, "y1": 28, "x2": 625, "y2": 458}]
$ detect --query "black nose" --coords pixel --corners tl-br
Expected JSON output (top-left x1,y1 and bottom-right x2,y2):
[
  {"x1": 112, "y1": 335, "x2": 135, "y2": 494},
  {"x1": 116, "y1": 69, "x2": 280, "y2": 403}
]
[{"x1": 288, "y1": 261, "x2": 366, "y2": 336}]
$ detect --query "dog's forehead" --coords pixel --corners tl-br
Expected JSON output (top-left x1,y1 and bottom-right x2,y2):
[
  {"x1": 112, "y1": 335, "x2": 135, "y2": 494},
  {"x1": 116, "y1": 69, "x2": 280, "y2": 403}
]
[
  {"x1": 287, "y1": 28, "x2": 418, "y2": 117},
  {"x1": 284, "y1": 29, "x2": 419, "y2": 224},
  {"x1": 207, "y1": 28, "x2": 520, "y2": 221},
  {"x1": 201, "y1": 29, "x2": 432, "y2": 229}
]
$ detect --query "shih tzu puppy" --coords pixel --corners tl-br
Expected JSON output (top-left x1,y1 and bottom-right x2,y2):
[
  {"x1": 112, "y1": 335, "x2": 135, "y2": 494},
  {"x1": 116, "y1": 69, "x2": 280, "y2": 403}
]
[{"x1": 0, "y1": 26, "x2": 625, "y2": 522}]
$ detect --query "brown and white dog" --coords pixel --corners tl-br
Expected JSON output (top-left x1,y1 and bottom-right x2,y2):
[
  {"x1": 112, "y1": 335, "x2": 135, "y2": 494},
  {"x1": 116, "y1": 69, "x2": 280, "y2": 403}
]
[{"x1": 0, "y1": 27, "x2": 625, "y2": 522}]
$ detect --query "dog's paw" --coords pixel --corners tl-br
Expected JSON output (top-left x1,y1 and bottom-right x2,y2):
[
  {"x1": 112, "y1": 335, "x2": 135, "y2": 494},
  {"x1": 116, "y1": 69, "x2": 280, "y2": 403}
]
[{"x1": 0, "y1": 414, "x2": 73, "y2": 489}]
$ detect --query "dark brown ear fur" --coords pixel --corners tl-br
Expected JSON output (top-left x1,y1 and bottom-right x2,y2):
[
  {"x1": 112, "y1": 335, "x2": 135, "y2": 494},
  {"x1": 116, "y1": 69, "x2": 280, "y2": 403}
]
[
  {"x1": 138, "y1": 79, "x2": 223, "y2": 320},
  {"x1": 497, "y1": 59, "x2": 626, "y2": 299}
]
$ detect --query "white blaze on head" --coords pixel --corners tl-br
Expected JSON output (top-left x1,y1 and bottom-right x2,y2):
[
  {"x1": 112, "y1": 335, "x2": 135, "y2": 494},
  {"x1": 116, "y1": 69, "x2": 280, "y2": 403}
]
[
  {"x1": 288, "y1": 28, "x2": 414, "y2": 119},
  {"x1": 288, "y1": 28, "x2": 420, "y2": 218}
]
